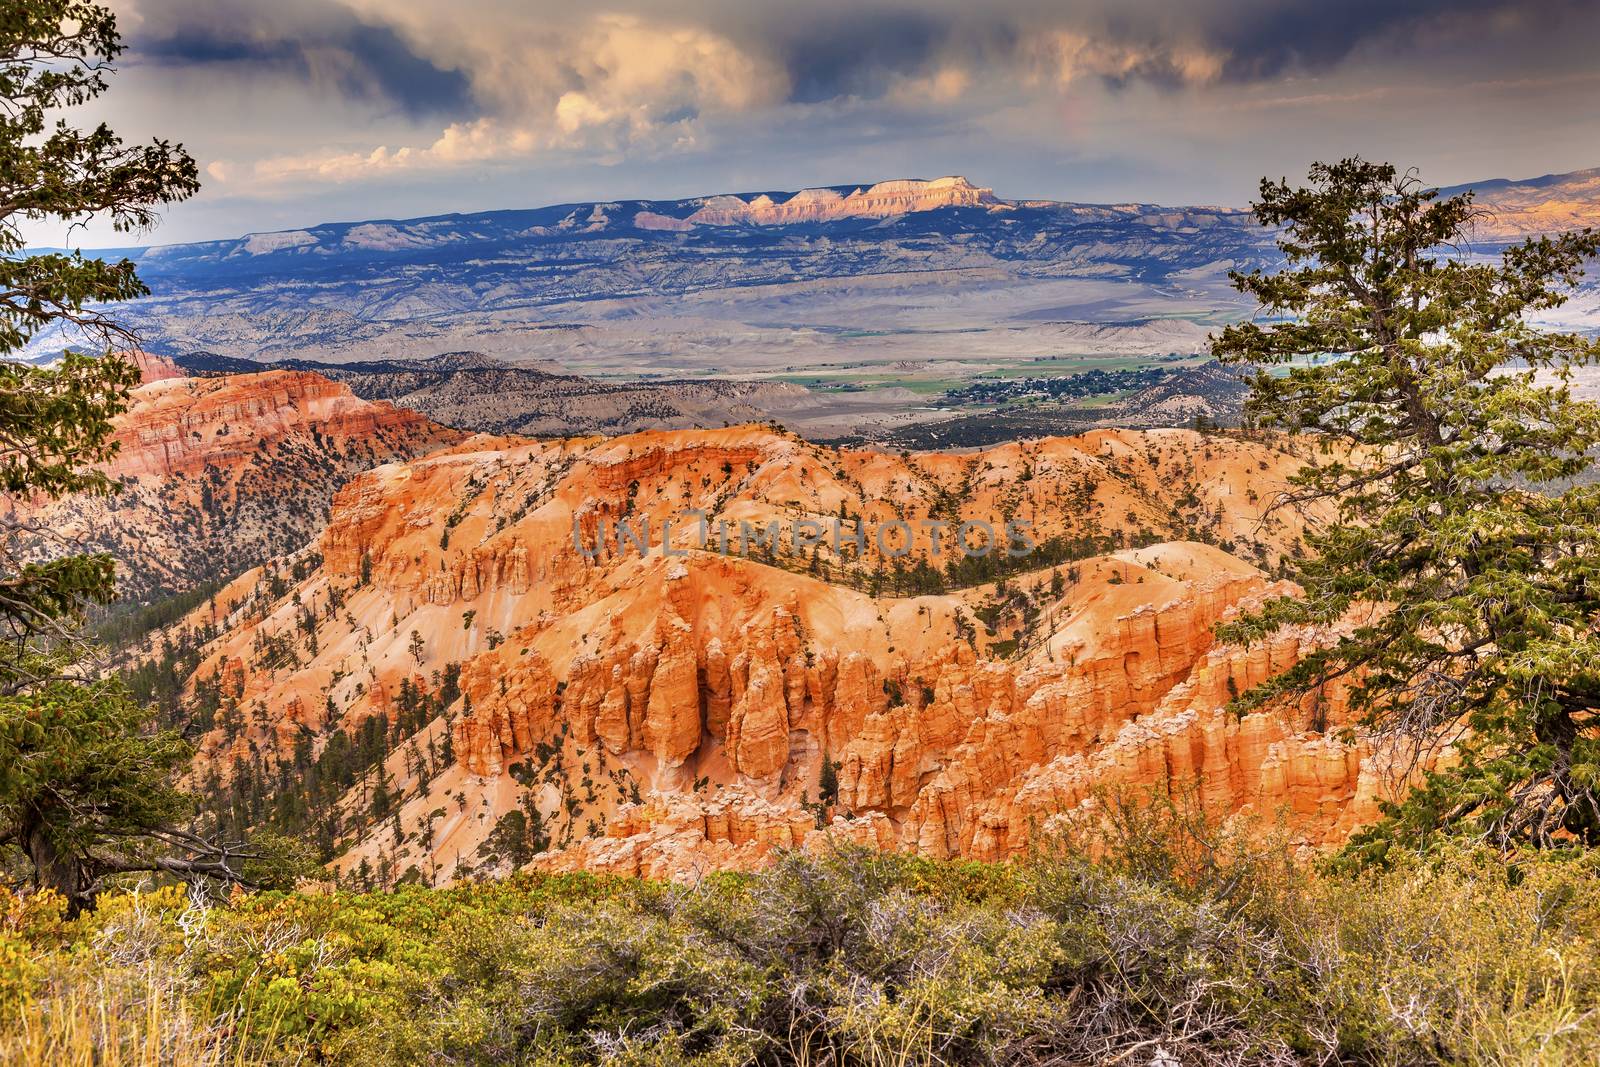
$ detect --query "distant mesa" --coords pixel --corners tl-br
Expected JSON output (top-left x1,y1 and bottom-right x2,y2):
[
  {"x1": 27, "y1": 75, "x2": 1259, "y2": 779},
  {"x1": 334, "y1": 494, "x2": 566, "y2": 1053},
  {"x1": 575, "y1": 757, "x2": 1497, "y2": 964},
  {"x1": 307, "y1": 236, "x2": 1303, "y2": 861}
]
[
  {"x1": 639, "y1": 176, "x2": 1006, "y2": 230},
  {"x1": 632, "y1": 211, "x2": 696, "y2": 232}
]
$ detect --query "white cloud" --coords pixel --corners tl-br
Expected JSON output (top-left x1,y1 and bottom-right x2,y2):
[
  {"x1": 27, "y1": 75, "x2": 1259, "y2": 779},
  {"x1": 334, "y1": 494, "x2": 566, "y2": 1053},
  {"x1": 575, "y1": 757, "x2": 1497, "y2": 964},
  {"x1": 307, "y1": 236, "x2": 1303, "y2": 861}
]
[
  {"x1": 887, "y1": 66, "x2": 972, "y2": 105},
  {"x1": 211, "y1": 11, "x2": 785, "y2": 187},
  {"x1": 1029, "y1": 31, "x2": 1227, "y2": 89}
]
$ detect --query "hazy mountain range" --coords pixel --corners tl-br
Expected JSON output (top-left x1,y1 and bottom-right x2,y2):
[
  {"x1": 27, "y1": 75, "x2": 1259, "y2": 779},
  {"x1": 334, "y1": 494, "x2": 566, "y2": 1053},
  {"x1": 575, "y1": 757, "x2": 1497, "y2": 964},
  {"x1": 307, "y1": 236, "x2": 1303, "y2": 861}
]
[
  {"x1": 26, "y1": 169, "x2": 1600, "y2": 444},
  {"x1": 50, "y1": 170, "x2": 1596, "y2": 373},
  {"x1": 37, "y1": 177, "x2": 1272, "y2": 374}
]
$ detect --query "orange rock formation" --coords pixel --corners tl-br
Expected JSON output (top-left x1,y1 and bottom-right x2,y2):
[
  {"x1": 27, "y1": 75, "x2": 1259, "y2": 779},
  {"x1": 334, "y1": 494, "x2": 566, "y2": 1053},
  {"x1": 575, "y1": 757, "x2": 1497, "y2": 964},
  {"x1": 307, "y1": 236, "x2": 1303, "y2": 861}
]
[
  {"x1": 159, "y1": 423, "x2": 1399, "y2": 886},
  {"x1": 107, "y1": 370, "x2": 451, "y2": 481}
]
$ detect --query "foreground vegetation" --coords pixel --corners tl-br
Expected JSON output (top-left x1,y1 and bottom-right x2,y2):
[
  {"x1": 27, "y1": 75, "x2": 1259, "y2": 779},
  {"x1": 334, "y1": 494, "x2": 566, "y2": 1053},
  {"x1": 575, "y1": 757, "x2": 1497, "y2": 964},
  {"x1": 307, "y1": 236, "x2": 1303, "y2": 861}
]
[{"x1": 4, "y1": 804, "x2": 1599, "y2": 1067}]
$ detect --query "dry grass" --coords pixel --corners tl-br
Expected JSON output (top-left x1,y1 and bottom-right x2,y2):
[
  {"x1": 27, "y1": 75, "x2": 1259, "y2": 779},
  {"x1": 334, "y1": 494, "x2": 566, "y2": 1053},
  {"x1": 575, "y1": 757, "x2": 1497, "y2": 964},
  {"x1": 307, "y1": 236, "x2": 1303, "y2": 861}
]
[
  {"x1": 0, "y1": 884, "x2": 301, "y2": 1067},
  {"x1": 0, "y1": 961, "x2": 294, "y2": 1067}
]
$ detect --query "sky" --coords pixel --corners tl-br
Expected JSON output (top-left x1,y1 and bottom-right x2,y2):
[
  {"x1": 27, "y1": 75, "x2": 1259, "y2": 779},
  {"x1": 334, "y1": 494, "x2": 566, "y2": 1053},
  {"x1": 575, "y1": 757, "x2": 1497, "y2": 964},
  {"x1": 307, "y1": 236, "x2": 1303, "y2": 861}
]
[{"x1": 31, "y1": 0, "x2": 1600, "y2": 247}]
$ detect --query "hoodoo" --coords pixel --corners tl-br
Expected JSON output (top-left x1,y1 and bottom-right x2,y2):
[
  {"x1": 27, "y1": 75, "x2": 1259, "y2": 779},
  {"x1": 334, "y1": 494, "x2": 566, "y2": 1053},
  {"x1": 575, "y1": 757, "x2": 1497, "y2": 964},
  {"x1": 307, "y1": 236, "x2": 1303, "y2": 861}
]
[{"x1": 148, "y1": 420, "x2": 1395, "y2": 886}]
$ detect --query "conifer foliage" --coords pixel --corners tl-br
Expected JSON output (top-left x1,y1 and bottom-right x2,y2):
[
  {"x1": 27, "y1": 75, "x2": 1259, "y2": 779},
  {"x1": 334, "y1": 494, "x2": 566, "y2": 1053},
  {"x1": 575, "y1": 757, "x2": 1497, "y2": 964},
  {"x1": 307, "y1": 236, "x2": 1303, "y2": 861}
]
[
  {"x1": 0, "y1": 2, "x2": 284, "y2": 910},
  {"x1": 1214, "y1": 159, "x2": 1600, "y2": 856}
]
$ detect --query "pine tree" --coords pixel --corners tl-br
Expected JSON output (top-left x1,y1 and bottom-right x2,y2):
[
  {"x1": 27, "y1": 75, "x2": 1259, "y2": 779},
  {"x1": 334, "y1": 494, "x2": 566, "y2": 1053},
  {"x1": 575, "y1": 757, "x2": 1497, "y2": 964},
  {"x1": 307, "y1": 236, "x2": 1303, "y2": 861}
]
[
  {"x1": 818, "y1": 753, "x2": 840, "y2": 807},
  {"x1": 1213, "y1": 158, "x2": 1600, "y2": 858},
  {"x1": 0, "y1": 3, "x2": 314, "y2": 911},
  {"x1": 0, "y1": 4, "x2": 196, "y2": 671}
]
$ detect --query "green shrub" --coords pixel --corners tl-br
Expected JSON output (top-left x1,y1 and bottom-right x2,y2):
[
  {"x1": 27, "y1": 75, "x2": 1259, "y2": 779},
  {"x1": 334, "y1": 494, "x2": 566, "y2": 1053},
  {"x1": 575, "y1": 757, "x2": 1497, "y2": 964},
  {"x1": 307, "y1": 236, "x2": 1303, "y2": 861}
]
[{"x1": 3, "y1": 829, "x2": 1599, "y2": 1065}]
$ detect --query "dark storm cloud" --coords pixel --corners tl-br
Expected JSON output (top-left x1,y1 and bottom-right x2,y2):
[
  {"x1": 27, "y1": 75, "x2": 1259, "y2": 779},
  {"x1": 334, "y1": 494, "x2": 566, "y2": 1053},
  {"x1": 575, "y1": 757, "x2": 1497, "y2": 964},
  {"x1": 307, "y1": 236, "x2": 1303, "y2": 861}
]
[
  {"x1": 712, "y1": 0, "x2": 1600, "y2": 98},
  {"x1": 760, "y1": 9, "x2": 1026, "y2": 103},
  {"x1": 129, "y1": 0, "x2": 473, "y2": 120},
  {"x1": 1201, "y1": 0, "x2": 1552, "y2": 82},
  {"x1": 121, "y1": 0, "x2": 1600, "y2": 117},
  {"x1": 778, "y1": 10, "x2": 948, "y2": 103}
]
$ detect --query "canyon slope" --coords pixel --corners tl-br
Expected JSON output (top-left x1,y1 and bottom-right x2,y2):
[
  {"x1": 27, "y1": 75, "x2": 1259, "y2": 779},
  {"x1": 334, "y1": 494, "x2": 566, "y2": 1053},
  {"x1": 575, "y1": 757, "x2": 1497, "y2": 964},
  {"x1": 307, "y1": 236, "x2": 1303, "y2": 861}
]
[
  {"x1": 4, "y1": 365, "x2": 463, "y2": 602},
  {"x1": 150, "y1": 421, "x2": 1403, "y2": 887},
  {"x1": 171, "y1": 351, "x2": 904, "y2": 440}
]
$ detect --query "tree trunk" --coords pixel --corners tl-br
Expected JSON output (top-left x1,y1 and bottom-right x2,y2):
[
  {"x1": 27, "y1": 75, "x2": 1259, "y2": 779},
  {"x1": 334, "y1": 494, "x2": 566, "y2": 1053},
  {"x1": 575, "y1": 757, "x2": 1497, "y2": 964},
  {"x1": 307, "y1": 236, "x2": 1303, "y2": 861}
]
[{"x1": 23, "y1": 817, "x2": 89, "y2": 914}]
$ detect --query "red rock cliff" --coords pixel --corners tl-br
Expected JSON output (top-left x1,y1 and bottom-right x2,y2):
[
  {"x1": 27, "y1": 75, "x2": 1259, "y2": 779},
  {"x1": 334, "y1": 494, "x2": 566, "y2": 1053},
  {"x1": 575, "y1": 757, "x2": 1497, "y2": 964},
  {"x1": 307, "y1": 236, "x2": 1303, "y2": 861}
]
[{"x1": 9, "y1": 368, "x2": 465, "y2": 600}]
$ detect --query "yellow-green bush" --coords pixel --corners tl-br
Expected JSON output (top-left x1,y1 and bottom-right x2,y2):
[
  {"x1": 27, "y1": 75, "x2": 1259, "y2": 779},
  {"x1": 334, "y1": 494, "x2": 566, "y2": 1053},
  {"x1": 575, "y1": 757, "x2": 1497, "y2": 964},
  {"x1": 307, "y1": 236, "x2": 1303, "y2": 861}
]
[{"x1": 2, "y1": 833, "x2": 1599, "y2": 1066}]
